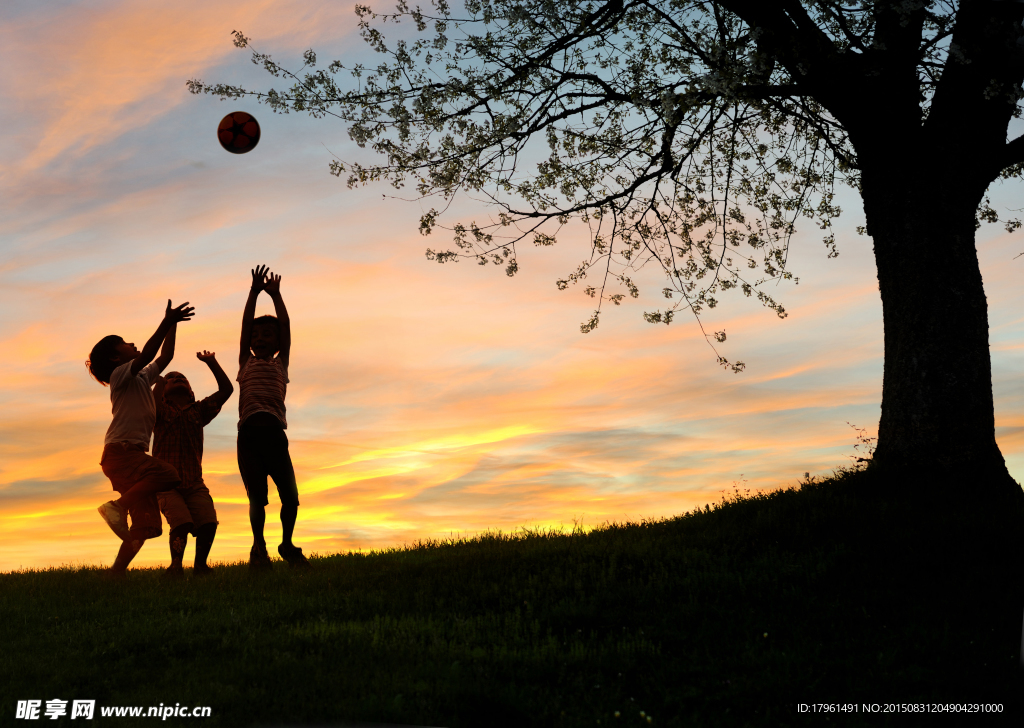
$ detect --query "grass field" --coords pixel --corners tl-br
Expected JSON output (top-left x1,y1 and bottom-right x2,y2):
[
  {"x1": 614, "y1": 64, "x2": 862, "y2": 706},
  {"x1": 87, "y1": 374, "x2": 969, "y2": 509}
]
[{"x1": 2, "y1": 467, "x2": 1022, "y2": 727}]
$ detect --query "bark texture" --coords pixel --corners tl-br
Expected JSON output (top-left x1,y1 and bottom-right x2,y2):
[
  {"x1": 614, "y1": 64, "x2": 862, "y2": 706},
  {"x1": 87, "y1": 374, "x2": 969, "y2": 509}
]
[
  {"x1": 801, "y1": 1, "x2": 1024, "y2": 501},
  {"x1": 862, "y1": 173, "x2": 1011, "y2": 487}
]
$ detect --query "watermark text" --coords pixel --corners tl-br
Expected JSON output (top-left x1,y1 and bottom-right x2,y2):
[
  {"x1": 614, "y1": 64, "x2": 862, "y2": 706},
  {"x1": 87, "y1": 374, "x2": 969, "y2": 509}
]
[{"x1": 16, "y1": 701, "x2": 211, "y2": 720}]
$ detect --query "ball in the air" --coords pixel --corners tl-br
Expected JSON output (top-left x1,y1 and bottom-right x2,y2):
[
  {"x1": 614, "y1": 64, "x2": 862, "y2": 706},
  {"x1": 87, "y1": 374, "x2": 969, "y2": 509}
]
[{"x1": 218, "y1": 111, "x2": 261, "y2": 154}]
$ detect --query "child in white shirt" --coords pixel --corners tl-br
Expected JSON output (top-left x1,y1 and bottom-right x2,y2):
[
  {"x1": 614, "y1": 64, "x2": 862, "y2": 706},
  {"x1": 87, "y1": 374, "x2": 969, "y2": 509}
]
[{"x1": 86, "y1": 299, "x2": 194, "y2": 574}]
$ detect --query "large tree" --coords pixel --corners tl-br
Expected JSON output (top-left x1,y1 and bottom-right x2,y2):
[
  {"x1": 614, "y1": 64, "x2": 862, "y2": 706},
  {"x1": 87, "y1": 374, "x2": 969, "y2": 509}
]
[{"x1": 191, "y1": 1, "x2": 1024, "y2": 496}]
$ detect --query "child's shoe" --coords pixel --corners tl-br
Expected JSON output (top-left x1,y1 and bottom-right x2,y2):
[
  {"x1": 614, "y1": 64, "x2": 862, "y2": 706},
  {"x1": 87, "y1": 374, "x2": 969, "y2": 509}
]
[
  {"x1": 193, "y1": 564, "x2": 214, "y2": 577},
  {"x1": 162, "y1": 564, "x2": 184, "y2": 579},
  {"x1": 278, "y1": 543, "x2": 309, "y2": 567},
  {"x1": 249, "y1": 544, "x2": 272, "y2": 571},
  {"x1": 97, "y1": 501, "x2": 129, "y2": 541}
]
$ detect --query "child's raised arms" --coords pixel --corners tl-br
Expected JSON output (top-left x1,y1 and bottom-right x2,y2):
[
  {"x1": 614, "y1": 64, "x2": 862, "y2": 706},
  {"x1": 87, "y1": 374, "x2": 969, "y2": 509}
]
[
  {"x1": 263, "y1": 272, "x2": 291, "y2": 369},
  {"x1": 251, "y1": 265, "x2": 268, "y2": 292},
  {"x1": 131, "y1": 300, "x2": 193, "y2": 377},
  {"x1": 197, "y1": 350, "x2": 234, "y2": 407},
  {"x1": 239, "y1": 265, "x2": 269, "y2": 369},
  {"x1": 166, "y1": 299, "x2": 195, "y2": 324}
]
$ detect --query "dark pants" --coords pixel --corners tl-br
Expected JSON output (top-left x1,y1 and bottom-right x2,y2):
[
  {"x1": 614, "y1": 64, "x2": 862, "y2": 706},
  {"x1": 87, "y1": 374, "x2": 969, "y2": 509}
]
[{"x1": 237, "y1": 422, "x2": 299, "y2": 507}]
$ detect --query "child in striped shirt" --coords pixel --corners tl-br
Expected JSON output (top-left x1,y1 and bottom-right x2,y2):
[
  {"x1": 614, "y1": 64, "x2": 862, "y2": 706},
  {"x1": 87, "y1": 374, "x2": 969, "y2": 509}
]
[{"x1": 236, "y1": 265, "x2": 308, "y2": 569}]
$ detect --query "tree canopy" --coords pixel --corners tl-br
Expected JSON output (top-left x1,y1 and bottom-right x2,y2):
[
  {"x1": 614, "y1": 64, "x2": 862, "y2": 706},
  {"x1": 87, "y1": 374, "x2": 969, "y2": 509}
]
[{"x1": 190, "y1": 0, "x2": 1024, "y2": 481}]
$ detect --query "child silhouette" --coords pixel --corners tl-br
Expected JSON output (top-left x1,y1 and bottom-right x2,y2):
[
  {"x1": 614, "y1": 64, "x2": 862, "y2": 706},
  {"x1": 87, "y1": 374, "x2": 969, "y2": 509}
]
[
  {"x1": 236, "y1": 265, "x2": 308, "y2": 569},
  {"x1": 86, "y1": 299, "x2": 193, "y2": 575},
  {"x1": 152, "y1": 350, "x2": 233, "y2": 577}
]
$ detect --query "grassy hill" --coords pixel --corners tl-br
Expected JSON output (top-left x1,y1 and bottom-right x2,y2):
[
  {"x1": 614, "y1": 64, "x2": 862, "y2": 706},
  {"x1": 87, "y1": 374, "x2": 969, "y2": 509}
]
[{"x1": 2, "y1": 467, "x2": 1021, "y2": 727}]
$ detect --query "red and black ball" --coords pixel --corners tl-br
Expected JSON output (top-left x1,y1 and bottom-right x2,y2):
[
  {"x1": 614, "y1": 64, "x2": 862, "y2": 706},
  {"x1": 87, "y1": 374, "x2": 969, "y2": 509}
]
[{"x1": 218, "y1": 111, "x2": 261, "y2": 154}]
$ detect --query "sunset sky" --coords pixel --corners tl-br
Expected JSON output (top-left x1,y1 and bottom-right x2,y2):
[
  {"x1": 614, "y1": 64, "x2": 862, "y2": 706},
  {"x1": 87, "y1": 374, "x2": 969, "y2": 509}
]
[{"x1": 3, "y1": 0, "x2": 1024, "y2": 572}]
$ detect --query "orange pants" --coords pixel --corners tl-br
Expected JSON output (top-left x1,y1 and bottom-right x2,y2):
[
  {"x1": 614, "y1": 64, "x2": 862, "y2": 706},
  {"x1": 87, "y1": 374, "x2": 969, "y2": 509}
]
[{"x1": 100, "y1": 441, "x2": 181, "y2": 513}]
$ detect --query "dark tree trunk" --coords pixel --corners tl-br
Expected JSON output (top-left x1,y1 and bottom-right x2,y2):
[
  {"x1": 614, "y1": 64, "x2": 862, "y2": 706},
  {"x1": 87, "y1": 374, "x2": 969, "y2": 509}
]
[
  {"x1": 861, "y1": 170, "x2": 1018, "y2": 498},
  {"x1": 729, "y1": 0, "x2": 1024, "y2": 505}
]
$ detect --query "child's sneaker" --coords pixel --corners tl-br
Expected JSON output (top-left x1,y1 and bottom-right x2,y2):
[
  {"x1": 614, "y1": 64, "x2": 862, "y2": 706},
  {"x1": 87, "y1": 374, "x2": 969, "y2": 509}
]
[
  {"x1": 97, "y1": 501, "x2": 129, "y2": 541},
  {"x1": 278, "y1": 543, "x2": 309, "y2": 567},
  {"x1": 162, "y1": 564, "x2": 184, "y2": 579},
  {"x1": 249, "y1": 544, "x2": 272, "y2": 571},
  {"x1": 193, "y1": 564, "x2": 214, "y2": 577}
]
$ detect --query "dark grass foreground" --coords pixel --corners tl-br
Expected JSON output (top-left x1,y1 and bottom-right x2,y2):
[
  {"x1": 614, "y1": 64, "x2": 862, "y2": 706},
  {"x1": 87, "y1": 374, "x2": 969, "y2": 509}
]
[{"x1": 2, "y1": 468, "x2": 1022, "y2": 727}]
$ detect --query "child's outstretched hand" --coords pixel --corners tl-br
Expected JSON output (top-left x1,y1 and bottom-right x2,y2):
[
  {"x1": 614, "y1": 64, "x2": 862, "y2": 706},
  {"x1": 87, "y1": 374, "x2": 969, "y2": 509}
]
[
  {"x1": 165, "y1": 300, "x2": 195, "y2": 323},
  {"x1": 196, "y1": 350, "x2": 217, "y2": 363},
  {"x1": 264, "y1": 272, "x2": 282, "y2": 295},
  {"x1": 251, "y1": 264, "x2": 269, "y2": 292}
]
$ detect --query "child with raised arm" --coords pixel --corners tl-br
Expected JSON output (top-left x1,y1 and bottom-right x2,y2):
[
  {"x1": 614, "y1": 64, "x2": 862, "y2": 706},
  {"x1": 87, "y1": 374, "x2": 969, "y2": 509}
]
[
  {"x1": 86, "y1": 299, "x2": 194, "y2": 575},
  {"x1": 237, "y1": 265, "x2": 308, "y2": 569},
  {"x1": 152, "y1": 350, "x2": 234, "y2": 577}
]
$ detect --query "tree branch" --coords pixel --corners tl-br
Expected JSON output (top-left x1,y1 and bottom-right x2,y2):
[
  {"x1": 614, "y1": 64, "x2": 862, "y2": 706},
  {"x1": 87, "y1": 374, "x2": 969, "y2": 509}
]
[{"x1": 997, "y1": 134, "x2": 1024, "y2": 175}]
